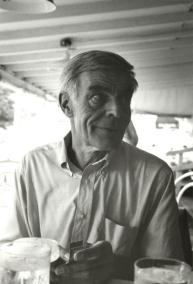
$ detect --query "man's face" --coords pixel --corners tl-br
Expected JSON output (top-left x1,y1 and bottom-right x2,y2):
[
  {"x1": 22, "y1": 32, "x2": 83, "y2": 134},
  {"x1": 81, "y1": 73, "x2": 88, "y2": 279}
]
[{"x1": 70, "y1": 70, "x2": 132, "y2": 152}]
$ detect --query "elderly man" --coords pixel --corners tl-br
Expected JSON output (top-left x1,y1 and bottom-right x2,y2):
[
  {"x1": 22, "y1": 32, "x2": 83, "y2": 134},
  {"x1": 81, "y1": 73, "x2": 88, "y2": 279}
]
[{"x1": 0, "y1": 50, "x2": 184, "y2": 282}]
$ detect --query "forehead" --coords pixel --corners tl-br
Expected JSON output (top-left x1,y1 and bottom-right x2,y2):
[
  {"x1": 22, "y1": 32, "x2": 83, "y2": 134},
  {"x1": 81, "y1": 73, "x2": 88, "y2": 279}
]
[{"x1": 77, "y1": 70, "x2": 131, "y2": 93}]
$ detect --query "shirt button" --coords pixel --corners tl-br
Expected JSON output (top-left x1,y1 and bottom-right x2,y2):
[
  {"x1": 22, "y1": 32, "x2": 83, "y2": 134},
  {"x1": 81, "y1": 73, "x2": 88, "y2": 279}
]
[{"x1": 80, "y1": 212, "x2": 86, "y2": 219}]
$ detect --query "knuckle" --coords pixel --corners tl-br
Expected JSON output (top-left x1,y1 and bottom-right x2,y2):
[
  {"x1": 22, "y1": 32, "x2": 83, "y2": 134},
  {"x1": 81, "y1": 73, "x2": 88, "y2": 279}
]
[{"x1": 54, "y1": 264, "x2": 67, "y2": 275}]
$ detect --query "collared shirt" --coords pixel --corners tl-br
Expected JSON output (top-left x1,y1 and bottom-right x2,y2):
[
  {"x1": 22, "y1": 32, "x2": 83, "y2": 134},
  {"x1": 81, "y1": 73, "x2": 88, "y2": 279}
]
[{"x1": 0, "y1": 133, "x2": 184, "y2": 265}]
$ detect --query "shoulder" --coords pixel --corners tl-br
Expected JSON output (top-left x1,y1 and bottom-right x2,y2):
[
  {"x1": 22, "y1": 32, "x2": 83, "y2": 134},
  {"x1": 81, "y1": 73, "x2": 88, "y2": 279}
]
[
  {"x1": 119, "y1": 143, "x2": 175, "y2": 198},
  {"x1": 29, "y1": 141, "x2": 61, "y2": 155},
  {"x1": 118, "y1": 142, "x2": 173, "y2": 178},
  {"x1": 18, "y1": 140, "x2": 63, "y2": 173},
  {"x1": 26, "y1": 141, "x2": 61, "y2": 159}
]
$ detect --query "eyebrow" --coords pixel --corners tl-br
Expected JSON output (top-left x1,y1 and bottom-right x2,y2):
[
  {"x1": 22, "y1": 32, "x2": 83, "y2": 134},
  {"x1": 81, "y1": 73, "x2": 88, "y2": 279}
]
[
  {"x1": 88, "y1": 85, "x2": 113, "y2": 93},
  {"x1": 88, "y1": 84, "x2": 133, "y2": 97}
]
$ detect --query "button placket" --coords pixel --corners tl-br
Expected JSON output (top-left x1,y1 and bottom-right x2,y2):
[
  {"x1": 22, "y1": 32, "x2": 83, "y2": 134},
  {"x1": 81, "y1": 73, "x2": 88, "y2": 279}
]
[{"x1": 71, "y1": 169, "x2": 94, "y2": 244}]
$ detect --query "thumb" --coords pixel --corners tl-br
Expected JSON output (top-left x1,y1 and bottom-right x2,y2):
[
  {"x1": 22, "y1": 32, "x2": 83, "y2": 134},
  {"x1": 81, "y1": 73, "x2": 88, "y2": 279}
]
[
  {"x1": 58, "y1": 245, "x2": 70, "y2": 262},
  {"x1": 73, "y1": 241, "x2": 112, "y2": 262}
]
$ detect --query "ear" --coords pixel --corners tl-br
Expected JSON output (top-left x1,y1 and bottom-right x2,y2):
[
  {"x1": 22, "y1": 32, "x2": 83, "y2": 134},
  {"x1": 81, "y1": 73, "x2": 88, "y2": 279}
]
[{"x1": 59, "y1": 92, "x2": 73, "y2": 117}]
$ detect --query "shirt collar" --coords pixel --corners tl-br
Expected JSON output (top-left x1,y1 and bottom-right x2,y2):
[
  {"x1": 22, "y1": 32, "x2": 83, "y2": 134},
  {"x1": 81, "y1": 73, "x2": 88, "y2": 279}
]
[
  {"x1": 59, "y1": 131, "x2": 71, "y2": 169},
  {"x1": 59, "y1": 131, "x2": 120, "y2": 172}
]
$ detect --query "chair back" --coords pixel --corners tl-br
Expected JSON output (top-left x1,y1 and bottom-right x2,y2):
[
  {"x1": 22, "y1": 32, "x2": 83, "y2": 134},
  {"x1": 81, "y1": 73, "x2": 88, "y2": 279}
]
[{"x1": 178, "y1": 207, "x2": 192, "y2": 266}]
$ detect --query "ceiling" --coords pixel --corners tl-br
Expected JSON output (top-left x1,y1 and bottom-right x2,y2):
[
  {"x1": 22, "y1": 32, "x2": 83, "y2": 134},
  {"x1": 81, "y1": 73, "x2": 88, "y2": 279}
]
[{"x1": 0, "y1": 0, "x2": 193, "y2": 116}]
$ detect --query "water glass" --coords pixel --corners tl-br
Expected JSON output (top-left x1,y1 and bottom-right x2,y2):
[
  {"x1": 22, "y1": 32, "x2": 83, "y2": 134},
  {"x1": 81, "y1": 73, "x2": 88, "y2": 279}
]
[
  {"x1": 0, "y1": 240, "x2": 51, "y2": 284},
  {"x1": 14, "y1": 237, "x2": 60, "y2": 263},
  {"x1": 134, "y1": 257, "x2": 192, "y2": 284}
]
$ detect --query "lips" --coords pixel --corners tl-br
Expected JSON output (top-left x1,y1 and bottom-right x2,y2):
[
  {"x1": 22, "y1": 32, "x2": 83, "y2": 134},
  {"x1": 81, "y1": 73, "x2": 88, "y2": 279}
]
[{"x1": 95, "y1": 126, "x2": 119, "y2": 132}]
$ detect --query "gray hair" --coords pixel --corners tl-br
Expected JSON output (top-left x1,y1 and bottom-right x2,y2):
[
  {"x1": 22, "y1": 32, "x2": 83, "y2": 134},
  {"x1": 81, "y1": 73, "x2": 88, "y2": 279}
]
[{"x1": 59, "y1": 50, "x2": 138, "y2": 103}]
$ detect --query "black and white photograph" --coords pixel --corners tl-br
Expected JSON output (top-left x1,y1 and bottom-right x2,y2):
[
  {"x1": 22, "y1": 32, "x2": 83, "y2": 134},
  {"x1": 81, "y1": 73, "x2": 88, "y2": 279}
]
[{"x1": 0, "y1": 1, "x2": 193, "y2": 284}]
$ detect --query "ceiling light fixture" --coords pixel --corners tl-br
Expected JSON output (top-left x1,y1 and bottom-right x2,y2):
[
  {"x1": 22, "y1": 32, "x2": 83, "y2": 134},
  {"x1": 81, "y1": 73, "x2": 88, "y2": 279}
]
[{"x1": 0, "y1": 0, "x2": 56, "y2": 14}]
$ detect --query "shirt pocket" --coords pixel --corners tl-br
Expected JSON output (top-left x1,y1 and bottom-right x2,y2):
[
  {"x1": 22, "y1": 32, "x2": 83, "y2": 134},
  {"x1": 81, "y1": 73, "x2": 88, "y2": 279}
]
[
  {"x1": 104, "y1": 217, "x2": 137, "y2": 255},
  {"x1": 104, "y1": 218, "x2": 128, "y2": 254}
]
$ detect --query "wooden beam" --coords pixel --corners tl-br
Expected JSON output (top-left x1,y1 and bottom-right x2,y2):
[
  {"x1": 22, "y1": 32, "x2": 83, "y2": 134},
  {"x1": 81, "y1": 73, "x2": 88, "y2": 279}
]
[
  {"x1": 137, "y1": 79, "x2": 193, "y2": 89},
  {"x1": 0, "y1": 68, "x2": 49, "y2": 97},
  {"x1": 167, "y1": 147, "x2": 193, "y2": 155},
  {"x1": 0, "y1": 12, "x2": 192, "y2": 44},
  {"x1": 0, "y1": 51, "x2": 69, "y2": 64},
  {"x1": 136, "y1": 62, "x2": 193, "y2": 80},
  {"x1": 0, "y1": 0, "x2": 191, "y2": 27},
  {"x1": 16, "y1": 70, "x2": 61, "y2": 78},
  {"x1": 122, "y1": 46, "x2": 193, "y2": 67},
  {"x1": 6, "y1": 61, "x2": 64, "y2": 71},
  {"x1": 1, "y1": 42, "x2": 193, "y2": 65},
  {"x1": 1, "y1": 32, "x2": 193, "y2": 56}
]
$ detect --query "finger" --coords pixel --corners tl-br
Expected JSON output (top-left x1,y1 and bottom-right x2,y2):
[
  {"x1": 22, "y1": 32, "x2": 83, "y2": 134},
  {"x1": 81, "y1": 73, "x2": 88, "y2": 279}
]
[
  {"x1": 73, "y1": 241, "x2": 112, "y2": 262},
  {"x1": 54, "y1": 262, "x2": 75, "y2": 276},
  {"x1": 58, "y1": 245, "x2": 70, "y2": 262},
  {"x1": 55, "y1": 264, "x2": 112, "y2": 282},
  {"x1": 54, "y1": 253, "x2": 113, "y2": 276},
  {"x1": 88, "y1": 260, "x2": 113, "y2": 284},
  {"x1": 54, "y1": 260, "x2": 93, "y2": 275},
  {"x1": 54, "y1": 270, "x2": 90, "y2": 283}
]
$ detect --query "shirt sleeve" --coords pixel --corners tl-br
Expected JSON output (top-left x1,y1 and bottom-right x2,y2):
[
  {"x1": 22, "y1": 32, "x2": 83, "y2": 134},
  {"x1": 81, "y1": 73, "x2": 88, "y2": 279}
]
[
  {"x1": 0, "y1": 163, "x2": 30, "y2": 243},
  {"x1": 135, "y1": 167, "x2": 184, "y2": 261}
]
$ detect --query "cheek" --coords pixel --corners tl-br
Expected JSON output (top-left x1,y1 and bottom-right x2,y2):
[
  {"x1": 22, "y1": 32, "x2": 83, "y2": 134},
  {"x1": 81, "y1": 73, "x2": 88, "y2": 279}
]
[
  {"x1": 82, "y1": 104, "x2": 102, "y2": 123},
  {"x1": 78, "y1": 108, "x2": 94, "y2": 132},
  {"x1": 121, "y1": 108, "x2": 131, "y2": 123}
]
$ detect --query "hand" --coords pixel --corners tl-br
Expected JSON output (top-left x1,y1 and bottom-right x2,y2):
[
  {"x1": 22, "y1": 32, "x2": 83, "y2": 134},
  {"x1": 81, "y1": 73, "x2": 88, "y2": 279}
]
[{"x1": 51, "y1": 240, "x2": 113, "y2": 284}]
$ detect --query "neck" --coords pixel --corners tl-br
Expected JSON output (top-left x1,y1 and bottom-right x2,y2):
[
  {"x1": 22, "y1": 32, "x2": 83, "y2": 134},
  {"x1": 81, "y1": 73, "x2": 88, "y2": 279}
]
[{"x1": 69, "y1": 139, "x2": 106, "y2": 170}]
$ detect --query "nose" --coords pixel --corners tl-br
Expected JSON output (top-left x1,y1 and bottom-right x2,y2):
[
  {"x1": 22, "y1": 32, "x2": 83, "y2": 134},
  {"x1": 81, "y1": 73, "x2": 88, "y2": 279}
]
[{"x1": 105, "y1": 99, "x2": 121, "y2": 118}]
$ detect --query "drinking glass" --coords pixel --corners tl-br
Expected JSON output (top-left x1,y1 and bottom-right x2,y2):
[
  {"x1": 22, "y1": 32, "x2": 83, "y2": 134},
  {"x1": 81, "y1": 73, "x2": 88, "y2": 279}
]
[
  {"x1": 14, "y1": 237, "x2": 60, "y2": 263},
  {"x1": 0, "y1": 240, "x2": 51, "y2": 284},
  {"x1": 134, "y1": 257, "x2": 192, "y2": 284}
]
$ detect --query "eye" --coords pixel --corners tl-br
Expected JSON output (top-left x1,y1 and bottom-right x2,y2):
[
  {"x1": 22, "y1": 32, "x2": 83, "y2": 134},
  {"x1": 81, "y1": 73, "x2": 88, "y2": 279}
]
[{"x1": 88, "y1": 94, "x2": 104, "y2": 109}]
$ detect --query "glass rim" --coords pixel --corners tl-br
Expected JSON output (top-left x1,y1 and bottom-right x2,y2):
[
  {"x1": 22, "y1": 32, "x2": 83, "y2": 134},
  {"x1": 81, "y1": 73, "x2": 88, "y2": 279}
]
[
  {"x1": 134, "y1": 256, "x2": 192, "y2": 271},
  {"x1": 0, "y1": 241, "x2": 51, "y2": 258},
  {"x1": 14, "y1": 237, "x2": 60, "y2": 262}
]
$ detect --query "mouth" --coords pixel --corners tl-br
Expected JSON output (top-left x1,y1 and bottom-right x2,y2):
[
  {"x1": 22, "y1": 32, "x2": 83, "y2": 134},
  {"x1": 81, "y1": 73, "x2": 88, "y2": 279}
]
[{"x1": 95, "y1": 126, "x2": 119, "y2": 132}]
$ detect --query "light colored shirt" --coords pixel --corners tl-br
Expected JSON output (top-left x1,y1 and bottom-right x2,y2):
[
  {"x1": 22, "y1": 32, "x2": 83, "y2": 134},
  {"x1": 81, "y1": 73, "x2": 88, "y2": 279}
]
[{"x1": 0, "y1": 133, "x2": 184, "y2": 266}]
